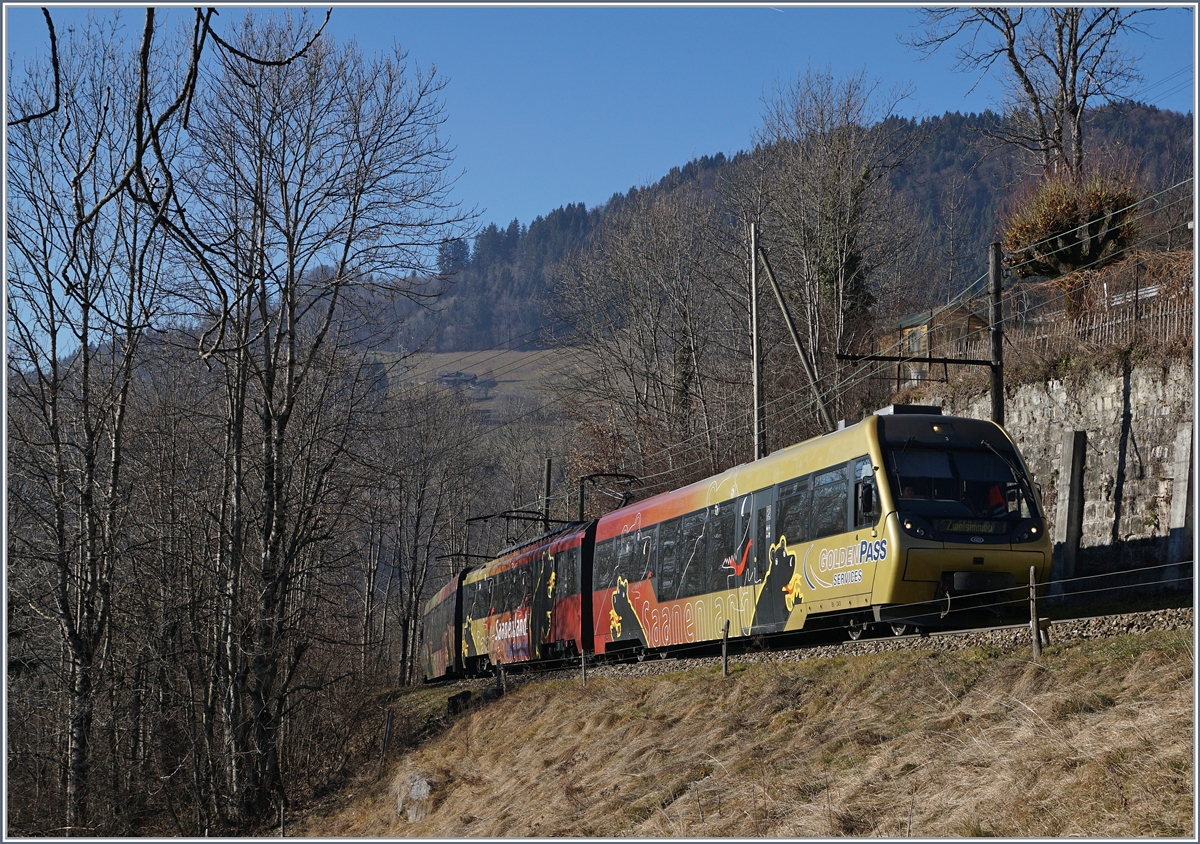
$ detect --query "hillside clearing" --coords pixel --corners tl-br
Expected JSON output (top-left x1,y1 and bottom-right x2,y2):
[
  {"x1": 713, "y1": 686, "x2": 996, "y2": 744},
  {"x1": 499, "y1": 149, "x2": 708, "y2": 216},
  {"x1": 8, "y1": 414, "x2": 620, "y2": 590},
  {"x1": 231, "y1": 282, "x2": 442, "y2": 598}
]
[{"x1": 289, "y1": 626, "x2": 1194, "y2": 838}]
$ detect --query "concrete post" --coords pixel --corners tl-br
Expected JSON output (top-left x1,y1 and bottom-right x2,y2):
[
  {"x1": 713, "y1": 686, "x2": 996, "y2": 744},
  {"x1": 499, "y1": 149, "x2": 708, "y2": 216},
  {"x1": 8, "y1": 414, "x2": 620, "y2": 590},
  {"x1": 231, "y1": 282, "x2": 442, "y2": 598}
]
[
  {"x1": 1167, "y1": 421, "x2": 1194, "y2": 583},
  {"x1": 1051, "y1": 430, "x2": 1087, "y2": 592}
]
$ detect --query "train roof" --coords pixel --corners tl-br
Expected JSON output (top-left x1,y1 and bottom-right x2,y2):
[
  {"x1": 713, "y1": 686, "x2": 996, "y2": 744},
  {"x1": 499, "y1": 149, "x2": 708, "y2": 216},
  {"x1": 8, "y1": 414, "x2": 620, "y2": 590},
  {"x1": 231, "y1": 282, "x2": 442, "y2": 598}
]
[
  {"x1": 423, "y1": 568, "x2": 466, "y2": 616},
  {"x1": 490, "y1": 520, "x2": 589, "y2": 560},
  {"x1": 463, "y1": 520, "x2": 592, "y2": 583},
  {"x1": 594, "y1": 412, "x2": 1015, "y2": 542}
]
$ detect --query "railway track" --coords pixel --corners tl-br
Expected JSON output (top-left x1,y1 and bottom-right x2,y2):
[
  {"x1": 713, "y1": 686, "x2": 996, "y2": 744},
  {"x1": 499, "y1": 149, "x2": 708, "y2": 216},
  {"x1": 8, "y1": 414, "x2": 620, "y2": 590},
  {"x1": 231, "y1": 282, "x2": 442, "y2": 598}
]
[{"x1": 436, "y1": 606, "x2": 1193, "y2": 689}]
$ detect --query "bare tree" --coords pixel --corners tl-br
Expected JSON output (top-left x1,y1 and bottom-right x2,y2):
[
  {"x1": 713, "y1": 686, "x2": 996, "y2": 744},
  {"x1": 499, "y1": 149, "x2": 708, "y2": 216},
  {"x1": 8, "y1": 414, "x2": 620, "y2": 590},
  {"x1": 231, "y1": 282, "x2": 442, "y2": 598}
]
[
  {"x1": 160, "y1": 14, "x2": 469, "y2": 821},
  {"x1": 755, "y1": 67, "x2": 925, "y2": 422},
  {"x1": 6, "y1": 19, "x2": 178, "y2": 833},
  {"x1": 548, "y1": 185, "x2": 745, "y2": 493},
  {"x1": 7, "y1": 8, "x2": 480, "y2": 834},
  {"x1": 348, "y1": 380, "x2": 486, "y2": 686},
  {"x1": 937, "y1": 171, "x2": 974, "y2": 304},
  {"x1": 908, "y1": 7, "x2": 1154, "y2": 176}
]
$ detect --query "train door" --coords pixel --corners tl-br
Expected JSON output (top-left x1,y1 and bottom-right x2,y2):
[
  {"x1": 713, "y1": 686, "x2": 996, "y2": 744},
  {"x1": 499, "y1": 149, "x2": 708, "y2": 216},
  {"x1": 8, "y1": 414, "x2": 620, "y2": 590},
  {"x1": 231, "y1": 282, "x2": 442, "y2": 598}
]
[
  {"x1": 748, "y1": 486, "x2": 785, "y2": 634},
  {"x1": 550, "y1": 544, "x2": 579, "y2": 654},
  {"x1": 729, "y1": 493, "x2": 757, "y2": 636},
  {"x1": 531, "y1": 552, "x2": 553, "y2": 658}
]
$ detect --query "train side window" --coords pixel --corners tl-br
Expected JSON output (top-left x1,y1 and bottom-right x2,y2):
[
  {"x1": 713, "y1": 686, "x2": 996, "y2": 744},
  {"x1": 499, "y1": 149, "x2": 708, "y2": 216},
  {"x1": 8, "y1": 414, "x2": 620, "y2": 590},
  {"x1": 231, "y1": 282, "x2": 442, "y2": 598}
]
[
  {"x1": 706, "y1": 505, "x2": 735, "y2": 591},
  {"x1": 777, "y1": 477, "x2": 812, "y2": 545},
  {"x1": 853, "y1": 456, "x2": 879, "y2": 527},
  {"x1": 594, "y1": 539, "x2": 616, "y2": 590},
  {"x1": 615, "y1": 533, "x2": 636, "y2": 581},
  {"x1": 812, "y1": 465, "x2": 850, "y2": 539},
  {"x1": 657, "y1": 518, "x2": 681, "y2": 598},
  {"x1": 464, "y1": 581, "x2": 476, "y2": 617},
  {"x1": 555, "y1": 549, "x2": 573, "y2": 598},
  {"x1": 488, "y1": 573, "x2": 501, "y2": 615},
  {"x1": 636, "y1": 525, "x2": 657, "y2": 580},
  {"x1": 679, "y1": 511, "x2": 708, "y2": 598}
]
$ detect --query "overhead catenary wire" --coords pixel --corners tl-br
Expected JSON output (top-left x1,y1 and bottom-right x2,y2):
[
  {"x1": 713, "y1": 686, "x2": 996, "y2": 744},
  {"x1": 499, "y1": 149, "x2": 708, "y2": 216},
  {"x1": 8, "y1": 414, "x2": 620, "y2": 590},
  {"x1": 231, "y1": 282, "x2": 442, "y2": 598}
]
[
  {"x1": 1131, "y1": 64, "x2": 1193, "y2": 102},
  {"x1": 429, "y1": 180, "x2": 1193, "y2": 528},
  {"x1": 610, "y1": 213, "x2": 1193, "y2": 497}
]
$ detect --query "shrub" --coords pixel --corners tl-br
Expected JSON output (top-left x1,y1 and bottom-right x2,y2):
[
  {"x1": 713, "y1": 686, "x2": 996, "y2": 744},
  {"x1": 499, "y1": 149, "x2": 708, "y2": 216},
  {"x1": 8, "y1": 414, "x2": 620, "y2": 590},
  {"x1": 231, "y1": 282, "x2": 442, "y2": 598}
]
[{"x1": 1001, "y1": 172, "x2": 1141, "y2": 313}]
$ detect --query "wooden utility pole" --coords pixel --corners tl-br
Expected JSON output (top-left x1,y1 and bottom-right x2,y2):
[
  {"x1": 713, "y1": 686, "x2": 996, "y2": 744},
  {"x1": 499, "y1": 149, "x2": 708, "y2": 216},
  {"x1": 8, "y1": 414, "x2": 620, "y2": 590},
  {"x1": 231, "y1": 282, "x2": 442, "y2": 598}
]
[
  {"x1": 542, "y1": 457, "x2": 552, "y2": 533},
  {"x1": 989, "y1": 242, "x2": 1005, "y2": 426},
  {"x1": 750, "y1": 223, "x2": 765, "y2": 460}
]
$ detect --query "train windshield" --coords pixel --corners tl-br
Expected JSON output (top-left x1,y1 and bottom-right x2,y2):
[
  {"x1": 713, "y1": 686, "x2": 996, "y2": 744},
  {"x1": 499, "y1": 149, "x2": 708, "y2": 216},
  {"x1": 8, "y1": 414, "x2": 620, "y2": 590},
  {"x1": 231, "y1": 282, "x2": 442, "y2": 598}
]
[{"x1": 886, "y1": 444, "x2": 1039, "y2": 528}]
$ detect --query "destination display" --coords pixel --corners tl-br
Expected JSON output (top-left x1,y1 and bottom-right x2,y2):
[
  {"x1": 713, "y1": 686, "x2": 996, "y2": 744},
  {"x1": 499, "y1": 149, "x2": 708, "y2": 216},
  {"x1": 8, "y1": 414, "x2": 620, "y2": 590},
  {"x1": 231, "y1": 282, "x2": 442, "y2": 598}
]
[{"x1": 934, "y1": 519, "x2": 1005, "y2": 534}]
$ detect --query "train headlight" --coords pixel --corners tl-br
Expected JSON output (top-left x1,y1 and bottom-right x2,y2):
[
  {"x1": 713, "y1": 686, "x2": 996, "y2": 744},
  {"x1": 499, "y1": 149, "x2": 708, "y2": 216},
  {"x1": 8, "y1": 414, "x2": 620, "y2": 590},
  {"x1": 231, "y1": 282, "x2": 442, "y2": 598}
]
[
  {"x1": 1013, "y1": 518, "x2": 1044, "y2": 543},
  {"x1": 901, "y1": 515, "x2": 936, "y2": 540}
]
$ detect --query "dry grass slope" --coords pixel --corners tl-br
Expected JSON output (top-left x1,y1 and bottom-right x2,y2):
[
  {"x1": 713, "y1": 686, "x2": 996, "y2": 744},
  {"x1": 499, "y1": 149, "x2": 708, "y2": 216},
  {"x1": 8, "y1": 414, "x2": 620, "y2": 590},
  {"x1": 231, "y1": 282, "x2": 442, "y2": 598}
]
[{"x1": 292, "y1": 631, "x2": 1193, "y2": 838}]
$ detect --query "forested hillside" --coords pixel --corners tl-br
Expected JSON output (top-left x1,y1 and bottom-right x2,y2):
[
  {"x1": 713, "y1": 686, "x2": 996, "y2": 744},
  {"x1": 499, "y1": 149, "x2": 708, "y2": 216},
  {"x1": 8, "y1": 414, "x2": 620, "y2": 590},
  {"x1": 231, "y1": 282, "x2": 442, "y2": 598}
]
[{"x1": 407, "y1": 103, "x2": 1190, "y2": 353}]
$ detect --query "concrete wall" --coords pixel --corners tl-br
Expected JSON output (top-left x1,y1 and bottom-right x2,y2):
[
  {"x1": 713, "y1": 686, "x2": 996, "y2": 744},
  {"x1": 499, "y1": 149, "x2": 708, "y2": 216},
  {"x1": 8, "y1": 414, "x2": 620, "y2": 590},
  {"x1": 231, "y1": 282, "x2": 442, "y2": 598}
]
[{"x1": 917, "y1": 358, "x2": 1194, "y2": 587}]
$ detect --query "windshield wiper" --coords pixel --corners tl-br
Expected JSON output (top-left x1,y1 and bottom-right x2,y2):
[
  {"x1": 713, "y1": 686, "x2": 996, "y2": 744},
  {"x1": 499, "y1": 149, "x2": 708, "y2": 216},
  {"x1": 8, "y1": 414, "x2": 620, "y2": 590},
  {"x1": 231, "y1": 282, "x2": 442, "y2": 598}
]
[
  {"x1": 891, "y1": 435, "x2": 915, "y2": 475},
  {"x1": 980, "y1": 438, "x2": 1036, "y2": 509}
]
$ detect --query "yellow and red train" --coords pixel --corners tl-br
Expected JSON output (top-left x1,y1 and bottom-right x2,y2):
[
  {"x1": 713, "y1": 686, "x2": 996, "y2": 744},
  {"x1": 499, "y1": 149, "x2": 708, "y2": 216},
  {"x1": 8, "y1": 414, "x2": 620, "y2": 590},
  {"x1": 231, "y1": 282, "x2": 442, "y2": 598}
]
[{"x1": 421, "y1": 408, "x2": 1050, "y2": 681}]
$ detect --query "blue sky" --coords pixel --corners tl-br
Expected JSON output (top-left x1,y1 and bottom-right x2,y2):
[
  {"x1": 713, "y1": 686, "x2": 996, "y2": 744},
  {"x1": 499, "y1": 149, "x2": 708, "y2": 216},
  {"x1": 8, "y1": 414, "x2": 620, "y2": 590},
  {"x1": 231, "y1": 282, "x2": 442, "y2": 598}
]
[{"x1": 5, "y1": 4, "x2": 1195, "y2": 231}]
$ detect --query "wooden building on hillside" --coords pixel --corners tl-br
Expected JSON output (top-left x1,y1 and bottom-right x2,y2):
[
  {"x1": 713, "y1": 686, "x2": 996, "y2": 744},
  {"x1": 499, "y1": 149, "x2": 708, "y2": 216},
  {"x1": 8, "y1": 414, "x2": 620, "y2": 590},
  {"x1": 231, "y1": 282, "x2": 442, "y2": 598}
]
[{"x1": 878, "y1": 301, "x2": 989, "y2": 386}]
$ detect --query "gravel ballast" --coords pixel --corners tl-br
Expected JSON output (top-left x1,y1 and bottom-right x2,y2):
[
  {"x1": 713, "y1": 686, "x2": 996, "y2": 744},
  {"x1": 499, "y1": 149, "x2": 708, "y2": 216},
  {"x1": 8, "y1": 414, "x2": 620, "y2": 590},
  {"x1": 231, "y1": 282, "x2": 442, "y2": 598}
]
[
  {"x1": 445, "y1": 607, "x2": 1194, "y2": 687},
  {"x1": 586, "y1": 607, "x2": 1194, "y2": 679}
]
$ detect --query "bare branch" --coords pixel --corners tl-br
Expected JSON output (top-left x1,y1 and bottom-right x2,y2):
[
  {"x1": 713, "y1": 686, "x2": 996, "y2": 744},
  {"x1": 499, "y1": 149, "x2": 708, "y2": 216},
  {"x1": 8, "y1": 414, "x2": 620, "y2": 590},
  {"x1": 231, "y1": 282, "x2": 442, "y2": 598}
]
[
  {"x1": 906, "y1": 7, "x2": 1155, "y2": 175},
  {"x1": 7, "y1": 8, "x2": 60, "y2": 127},
  {"x1": 202, "y1": 6, "x2": 332, "y2": 67}
]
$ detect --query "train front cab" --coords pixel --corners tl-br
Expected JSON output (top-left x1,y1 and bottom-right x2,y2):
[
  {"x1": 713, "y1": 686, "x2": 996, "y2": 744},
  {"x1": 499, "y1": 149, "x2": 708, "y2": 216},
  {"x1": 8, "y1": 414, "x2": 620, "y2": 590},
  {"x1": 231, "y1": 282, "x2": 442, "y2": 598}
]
[
  {"x1": 421, "y1": 570, "x2": 467, "y2": 682},
  {"x1": 865, "y1": 411, "x2": 1051, "y2": 631}
]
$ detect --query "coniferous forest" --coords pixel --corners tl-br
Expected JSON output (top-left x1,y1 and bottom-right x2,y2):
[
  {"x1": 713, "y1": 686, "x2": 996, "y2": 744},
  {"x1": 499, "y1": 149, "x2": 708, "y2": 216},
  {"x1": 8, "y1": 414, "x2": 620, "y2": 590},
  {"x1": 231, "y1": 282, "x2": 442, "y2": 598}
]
[{"x1": 401, "y1": 104, "x2": 1191, "y2": 353}]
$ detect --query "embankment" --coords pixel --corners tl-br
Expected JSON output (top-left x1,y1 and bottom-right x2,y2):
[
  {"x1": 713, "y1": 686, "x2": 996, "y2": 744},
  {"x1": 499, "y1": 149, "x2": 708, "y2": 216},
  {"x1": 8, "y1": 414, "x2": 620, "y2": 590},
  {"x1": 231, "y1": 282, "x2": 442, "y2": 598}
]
[{"x1": 290, "y1": 610, "x2": 1193, "y2": 838}]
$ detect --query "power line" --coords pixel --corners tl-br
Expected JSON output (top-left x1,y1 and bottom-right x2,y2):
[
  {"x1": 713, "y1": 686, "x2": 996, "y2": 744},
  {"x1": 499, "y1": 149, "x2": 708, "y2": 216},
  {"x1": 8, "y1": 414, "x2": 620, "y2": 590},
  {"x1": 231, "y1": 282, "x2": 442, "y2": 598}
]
[{"x1": 429, "y1": 180, "x2": 1192, "y2": 521}]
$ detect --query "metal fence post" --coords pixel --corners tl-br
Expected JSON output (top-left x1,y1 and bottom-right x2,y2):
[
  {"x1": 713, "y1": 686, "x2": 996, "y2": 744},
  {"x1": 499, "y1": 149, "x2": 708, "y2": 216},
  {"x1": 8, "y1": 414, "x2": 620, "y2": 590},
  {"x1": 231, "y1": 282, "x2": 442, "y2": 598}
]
[
  {"x1": 722, "y1": 620, "x2": 730, "y2": 677},
  {"x1": 1029, "y1": 566, "x2": 1042, "y2": 659},
  {"x1": 989, "y1": 242, "x2": 1005, "y2": 426}
]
